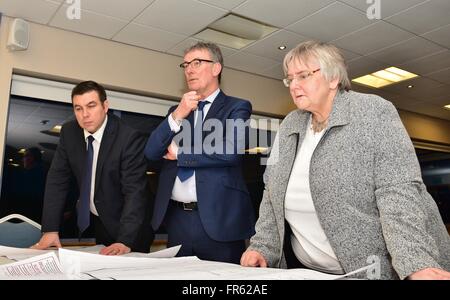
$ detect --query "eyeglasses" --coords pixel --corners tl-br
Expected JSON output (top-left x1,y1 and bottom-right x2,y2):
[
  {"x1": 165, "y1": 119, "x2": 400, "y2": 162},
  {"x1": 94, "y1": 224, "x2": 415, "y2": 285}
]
[
  {"x1": 282, "y1": 68, "x2": 321, "y2": 87},
  {"x1": 179, "y1": 58, "x2": 215, "y2": 69}
]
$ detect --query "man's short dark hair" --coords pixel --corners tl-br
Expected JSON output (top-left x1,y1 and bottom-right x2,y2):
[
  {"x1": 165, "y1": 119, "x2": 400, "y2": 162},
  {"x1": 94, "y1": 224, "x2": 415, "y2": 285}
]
[{"x1": 71, "y1": 80, "x2": 107, "y2": 103}]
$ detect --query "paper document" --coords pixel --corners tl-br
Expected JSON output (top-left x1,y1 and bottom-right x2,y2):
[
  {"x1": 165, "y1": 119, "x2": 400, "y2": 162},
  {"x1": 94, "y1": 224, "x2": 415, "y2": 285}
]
[
  {"x1": 83, "y1": 256, "x2": 375, "y2": 280},
  {"x1": 0, "y1": 244, "x2": 374, "y2": 280},
  {"x1": 58, "y1": 246, "x2": 181, "y2": 275},
  {"x1": 0, "y1": 252, "x2": 68, "y2": 280},
  {"x1": 0, "y1": 245, "x2": 54, "y2": 261},
  {"x1": 72, "y1": 244, "x2": 181, "y2": 258}
]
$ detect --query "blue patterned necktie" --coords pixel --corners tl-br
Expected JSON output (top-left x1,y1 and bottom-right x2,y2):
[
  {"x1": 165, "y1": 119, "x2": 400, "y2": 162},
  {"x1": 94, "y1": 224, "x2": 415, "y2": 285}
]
[
  {"x1": 177, "y1": 100, "x2": 209, "y2": 182},
  {"x1": 77, "y1": 135, "x2": 94, "y2": 235}
]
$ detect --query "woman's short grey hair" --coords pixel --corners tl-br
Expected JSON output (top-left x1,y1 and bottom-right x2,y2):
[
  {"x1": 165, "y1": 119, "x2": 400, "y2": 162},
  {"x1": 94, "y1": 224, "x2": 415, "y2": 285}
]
[
  {"x1": 283, "y1": 41, "x2": 351, "y2": 91},
  {"x1": 184, "y1": 41, "x2": 224, "y2": 83}
]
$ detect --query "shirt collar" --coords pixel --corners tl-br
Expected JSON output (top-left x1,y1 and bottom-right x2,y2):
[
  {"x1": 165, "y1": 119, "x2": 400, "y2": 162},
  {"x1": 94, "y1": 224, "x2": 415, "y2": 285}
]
[
  {"x1": 84, "y1": 115, "x2": 108, "y2": 143},
  {"x1": 203, "y1": 88, "x2": 220, "y2": 104}
]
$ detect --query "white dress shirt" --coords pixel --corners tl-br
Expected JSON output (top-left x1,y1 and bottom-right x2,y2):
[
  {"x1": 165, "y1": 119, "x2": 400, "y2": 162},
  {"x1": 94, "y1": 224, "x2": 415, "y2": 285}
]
[
  {"x1": 83, "y1": 115, "x2": 108, "y2": 216},
  {"x1": 168, "y1": 88, "x2": 220, "y2": 203},
  {"x1": 284, "y1": 116, "x2": 344, "y2": 274}
]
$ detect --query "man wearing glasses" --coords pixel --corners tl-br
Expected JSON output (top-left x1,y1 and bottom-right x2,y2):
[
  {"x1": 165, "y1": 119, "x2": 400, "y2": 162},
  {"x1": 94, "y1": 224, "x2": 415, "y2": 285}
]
[{"x1": 145, "y1": 42, "x2": 255, "y2": 264}]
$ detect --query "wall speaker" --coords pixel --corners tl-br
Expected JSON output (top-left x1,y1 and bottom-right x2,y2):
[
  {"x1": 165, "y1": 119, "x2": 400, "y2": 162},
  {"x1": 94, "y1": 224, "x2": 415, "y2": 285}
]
[{"x1": 7, "y1": 18, "x2": 30, "y2": 51}]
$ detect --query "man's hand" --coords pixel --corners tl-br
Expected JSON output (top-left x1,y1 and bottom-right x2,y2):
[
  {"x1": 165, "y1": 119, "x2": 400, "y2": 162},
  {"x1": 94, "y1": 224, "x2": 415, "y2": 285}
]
[
  {"x1": 99, "y1": 243, "x2": 131, "y2": 256},
  {"x1": 408, "y1": 267, "x2": 450, "y2": 280},
  {"x1": 172, "y1": 91, "x2": 201, "y2": 120},
  {"x1": 240, "y1": 250, "x2": 268, "y2": 267},
  {"x1": 30, "y1": 232, "x2": 62, "y2": 249},
  {"x1": 163, "y1": 141, "x2": 178, "y2": 161}
]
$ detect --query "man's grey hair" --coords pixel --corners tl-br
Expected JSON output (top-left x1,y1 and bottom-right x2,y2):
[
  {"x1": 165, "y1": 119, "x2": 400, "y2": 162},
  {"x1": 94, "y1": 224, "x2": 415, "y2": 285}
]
[
  {"x1": 184, "y1": 42, "x2": 224, "y2": 83},
  {"x1": 283, "y1": 40, "x2": 351, "y2": 91}
]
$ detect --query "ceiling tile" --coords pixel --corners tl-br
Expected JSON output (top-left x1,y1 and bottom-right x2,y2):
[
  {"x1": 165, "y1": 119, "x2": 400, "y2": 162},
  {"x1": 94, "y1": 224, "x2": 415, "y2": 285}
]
[
  {"x1": 338, "y1": 0, "x2": 427, "y2": 19},
  {"x1": 389, "y1": 96, "x2": 423, "y2": 111},
  {"x1": 287, "y1": 2, "x2": 375, "y2": 42},
  {"x1": 166, "y1": 38, "x2": 201, "y2": 57},
  {"x1": 332, "y1": 21, "x2": 414, "y2": 55},
  {"x1": 403, "y1": 102, "x2": 450, "y2": 121},
  {"x1": 337, "y1": 47, "x2": 361, "y2": 62},
  {"x1": 50, "y1": 5, "x2": 128, "y2": 39},
  {"x1": 385, "y1": 0, "x2": 450, "y2": 35},
  {"x1": 346, "y1": 56, "x2": 390, "y2": 79},
  {"x1": 351, "y1": 85, "x2": 402, "y2": 102},
  {"x1": 135, "y1": 0, "x2": 227, "y2": 36},
  {"x1": 422, "y1": 24, "x2": 450, "y2": 49},
  {"x1": 382, "y1": 77, "x2": 444, "y2": 100},
  {"x1": 166, "y1": 38, "x2": 237, "y2": 58},
  {"x1": 81, "y1": 0, "x2": 154, "y2": 21},
  {"x1": 426, "y1": 68, "x2": 450, "y2": 85},
  {"x1": 367, "y1": 37, "x2": 445, "y2": 65},
  {"x1": 225, "y1": 52, "x2": 279, "y2": 74},
  {"x1": 243, "y1": 30, "x2": 307, "y2": 62},
  {"x1": 423, "y1": 94, "x2": 450, "y2": 106},
  {"x1": 399, "y1": 50, "x2": 450, "y2": 76},
  {"x1": 260, "y1": 63, "x2": 285, "y2": 80},
  {"x1": 0, "y1": 0, "x2": 60, "y2": 24},
  {"x1": 113, "y1": 23, "x2": 186, "y2": 52},
  {"x1": 232, "y1": 0, "x2": 334, "y2": 28},
  {"x1": 197, "y1": 0, "x2": 246, "y2": 10}
]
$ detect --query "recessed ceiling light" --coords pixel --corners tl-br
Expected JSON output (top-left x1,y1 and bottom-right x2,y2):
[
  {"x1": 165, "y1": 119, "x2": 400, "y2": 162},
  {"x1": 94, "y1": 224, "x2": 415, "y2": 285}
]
[
  {"x1": 352, "y1": 67, "x2": 418, "y2": 88},
  {"x1": 407, "y1": 85, "x2": 413, "y2": 89},
  {"x1": 444, "y1": 104, "x2": 450, "y2": 111},
  {"x1": 278, "y1": 45, "x2": 286, "y2": 50}
]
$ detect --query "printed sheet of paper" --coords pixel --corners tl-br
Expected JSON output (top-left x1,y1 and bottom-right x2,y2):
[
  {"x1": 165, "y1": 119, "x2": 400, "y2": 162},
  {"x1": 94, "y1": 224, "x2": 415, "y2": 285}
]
[
  {"x1": 71, "y1": 244, "x2": 181, "y2": 258},
  {"x1": 0, "y1": 251, "x2": 68, "y2": 280},
  {"x1": 1, "y1": 244, "x2": 373, "y2": 280},
  {"x1": 0, "y1": 245, "x2": 54, "y2": 261},
  {"x1": 75, "y1": 252, "x2": 372, "y2": 280}
]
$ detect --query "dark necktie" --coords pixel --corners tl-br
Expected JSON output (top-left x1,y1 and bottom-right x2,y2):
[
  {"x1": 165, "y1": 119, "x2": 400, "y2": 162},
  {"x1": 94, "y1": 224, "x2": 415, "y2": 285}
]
[
  {"x1": 77, "y1": 135, "x2": 94, "y2": 235},
  {"x1": 177, "y1": 100, "x2": 209, "y2": 182}
]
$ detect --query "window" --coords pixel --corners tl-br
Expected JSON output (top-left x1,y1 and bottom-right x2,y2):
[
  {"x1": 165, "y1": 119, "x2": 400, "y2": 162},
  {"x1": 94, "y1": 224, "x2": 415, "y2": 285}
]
[{"x1": 416, "y1": 148, "x2": 450, "y2": 225}]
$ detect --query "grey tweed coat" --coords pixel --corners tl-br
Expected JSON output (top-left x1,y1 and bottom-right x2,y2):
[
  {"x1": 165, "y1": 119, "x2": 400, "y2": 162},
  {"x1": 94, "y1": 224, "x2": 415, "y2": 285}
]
[{"x1": 248, "y1": 90, "x2": 450, "y2": 279}]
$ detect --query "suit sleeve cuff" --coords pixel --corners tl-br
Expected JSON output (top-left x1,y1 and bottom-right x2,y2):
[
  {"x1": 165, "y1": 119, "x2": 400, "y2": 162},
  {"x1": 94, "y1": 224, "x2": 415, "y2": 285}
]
[{"x1": 168, "y1": 113, "x2": 181, "y2": 133}]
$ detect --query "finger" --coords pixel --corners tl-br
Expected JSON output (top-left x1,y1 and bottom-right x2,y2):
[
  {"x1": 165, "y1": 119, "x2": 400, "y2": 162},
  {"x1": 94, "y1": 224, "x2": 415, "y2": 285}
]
[
  {"x1": 259, "y1": 258, "x2": 267, "y2": 268},
  {"x1": 240, "y1": 254, "x2": 246, "y2": 266},
  {"x1": 183, "y1": 91, "x2": 198, "y2": 102},
  {"x1": 30, "y1": 243, "x2": 40, "y2": 249},
  {"x1": 248, "y1": 257, "x2": 260, "y2": 267},
  {"x1": 241, "y1": 254, "x2": 248, "y2": 266},
  {"x1": 99, "y1": 247, "x2": 113, "y2": 255},
  {"x1": 117, "y1": 248, "x2": 127, "y2": 255}
]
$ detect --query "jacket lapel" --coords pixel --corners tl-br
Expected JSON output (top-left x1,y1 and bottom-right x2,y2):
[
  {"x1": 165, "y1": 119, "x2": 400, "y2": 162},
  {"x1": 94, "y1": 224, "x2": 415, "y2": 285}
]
[
  {"x1": 271, "y1": 111, "x2": 309, "y2": 240},
  {"x1": 204, "y1": 91, "x2": 225, "y2": 122},
  {"x1": 76, "y1": 125, "x2": 88, "y2": 180},
  {"x1": 327, "y1": 91, "x2": 350, "y2": 129}
]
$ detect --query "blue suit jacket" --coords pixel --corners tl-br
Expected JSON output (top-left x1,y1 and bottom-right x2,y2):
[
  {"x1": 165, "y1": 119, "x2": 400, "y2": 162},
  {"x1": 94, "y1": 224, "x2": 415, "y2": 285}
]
[{"x1": 145, "y1": 91, "x2": 255, "y2": 242}]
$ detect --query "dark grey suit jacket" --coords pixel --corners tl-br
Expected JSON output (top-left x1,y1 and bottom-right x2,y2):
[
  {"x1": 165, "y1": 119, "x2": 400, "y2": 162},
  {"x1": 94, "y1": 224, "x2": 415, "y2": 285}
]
[{"x1": 42, "y1": 113, "x2": 153, "y2": 251}]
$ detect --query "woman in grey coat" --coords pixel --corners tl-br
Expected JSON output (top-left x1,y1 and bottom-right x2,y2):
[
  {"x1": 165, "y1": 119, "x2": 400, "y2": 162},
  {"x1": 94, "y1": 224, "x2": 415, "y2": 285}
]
[{"x1": 240, "y1": 41, "x2": 450, "y2": 280}]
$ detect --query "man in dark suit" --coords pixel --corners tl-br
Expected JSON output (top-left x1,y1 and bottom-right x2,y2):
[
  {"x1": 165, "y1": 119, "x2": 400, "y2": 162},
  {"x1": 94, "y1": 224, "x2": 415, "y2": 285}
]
[
  {"x1": 145, "y1": 42, "x2": 255, "y2": 263},
  {"x1": 33, "y1": 81, "x2": 153, "y2": 254}
]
